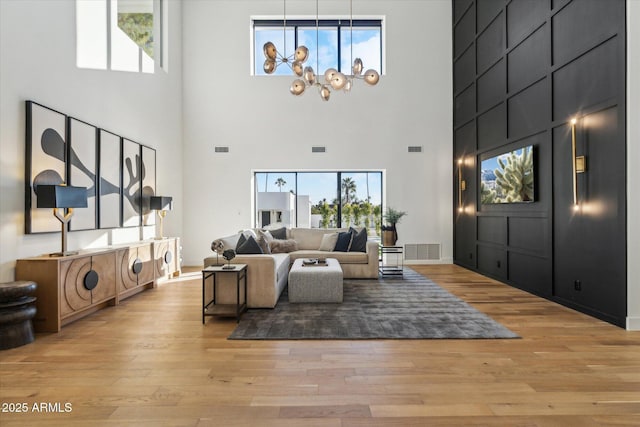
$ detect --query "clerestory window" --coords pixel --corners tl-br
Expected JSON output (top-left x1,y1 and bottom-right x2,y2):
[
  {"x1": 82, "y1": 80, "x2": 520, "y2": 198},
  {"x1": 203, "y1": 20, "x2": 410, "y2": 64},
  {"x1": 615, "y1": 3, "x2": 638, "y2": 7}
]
[
  {"x1": 252, "y1": 19, "x2": 383, "y2": 77},
  {"x1": 76, "y1": 0, "x2": 167, "y2": 73}
]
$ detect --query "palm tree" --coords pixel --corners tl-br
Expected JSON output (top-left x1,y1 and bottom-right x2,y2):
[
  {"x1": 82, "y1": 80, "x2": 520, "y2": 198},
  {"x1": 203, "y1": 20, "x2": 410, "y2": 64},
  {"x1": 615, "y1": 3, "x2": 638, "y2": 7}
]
[
  {"x1": 341, "y1": 177, "x2": 357, "y2": 204},
  {"x1": 361, "y1": 200, "x2": 372, "y2": 229},
  {"x1": 365, "y1": 172, "x2": 370, "y2": 202},
  {"x1": 275, "y1": 177, "x2": 286, "y2": 191}
]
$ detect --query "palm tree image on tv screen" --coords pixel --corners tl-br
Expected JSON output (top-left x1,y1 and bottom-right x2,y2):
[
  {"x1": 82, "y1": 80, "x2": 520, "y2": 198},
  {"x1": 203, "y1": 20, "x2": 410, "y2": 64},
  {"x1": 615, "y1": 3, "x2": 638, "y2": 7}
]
[{"x1": 480, "y1": 146, "x2": 534, "y2": 204}]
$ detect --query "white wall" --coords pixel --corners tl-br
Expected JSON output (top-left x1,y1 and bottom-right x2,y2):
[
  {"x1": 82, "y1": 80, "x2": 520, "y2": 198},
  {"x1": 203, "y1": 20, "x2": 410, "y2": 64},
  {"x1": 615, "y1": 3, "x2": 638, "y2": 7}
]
[
  {"x1": 181, "y1": 0, "x2": 453, "y2": 266},
  {"x1": 0, "y1": 0, "x2": 183, "y2": 281},
  {"x1": 627, "y1": 0, "x2": 640, "y2": 330}
]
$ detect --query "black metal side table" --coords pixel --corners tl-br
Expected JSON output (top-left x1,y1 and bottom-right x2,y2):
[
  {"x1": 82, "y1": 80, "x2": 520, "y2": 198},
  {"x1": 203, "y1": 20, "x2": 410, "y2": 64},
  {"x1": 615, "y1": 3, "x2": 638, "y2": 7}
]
[
  {"x1": 379, "y1": 246, "x2": 404, "y2": 276},
  {"x1": 202, "y1": 264, "x2": 247, "y2": 323}
]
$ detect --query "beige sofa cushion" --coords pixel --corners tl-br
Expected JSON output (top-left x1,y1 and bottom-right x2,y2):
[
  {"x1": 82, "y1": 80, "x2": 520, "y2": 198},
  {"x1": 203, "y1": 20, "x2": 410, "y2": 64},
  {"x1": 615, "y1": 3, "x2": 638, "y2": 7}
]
[
  {"x1": 290, "y1": 228, "x2": 349, "y2": 250},
  {"x1": 318, "y1": 232, "x2": 339, "y2": 251}
]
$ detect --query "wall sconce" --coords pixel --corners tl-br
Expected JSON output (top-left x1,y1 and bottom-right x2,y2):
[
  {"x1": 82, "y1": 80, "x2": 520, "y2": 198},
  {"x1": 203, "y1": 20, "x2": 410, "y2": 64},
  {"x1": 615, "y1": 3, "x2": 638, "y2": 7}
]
[
  {"x1": 150, "y1": 196, "x2": 173, "y2": 240},
  {"x1": 457, "y1": 158, "x2": 466, "y2": 212},
  {"x1": 36, "y1": 184, "x2": 88, "y2": 256},
  {"x1": 570, "y1": 118, "x2": 587, "y2": 210}
]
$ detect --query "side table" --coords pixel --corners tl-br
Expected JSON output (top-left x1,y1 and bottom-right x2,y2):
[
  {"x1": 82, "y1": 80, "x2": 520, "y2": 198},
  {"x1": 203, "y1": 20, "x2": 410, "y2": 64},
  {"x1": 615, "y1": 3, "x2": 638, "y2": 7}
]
[
  {"x1": 202, "y1": 264, "x2": 247, "y2": 323},
  {"x1": 379, "y1": 246, "x2": 404, "y2": 276}
]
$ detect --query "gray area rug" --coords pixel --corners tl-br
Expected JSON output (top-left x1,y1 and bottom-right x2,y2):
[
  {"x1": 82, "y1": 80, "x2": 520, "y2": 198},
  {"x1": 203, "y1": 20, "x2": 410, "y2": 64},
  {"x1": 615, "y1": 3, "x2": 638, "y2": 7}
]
[{"x1": 229, "y1": 269, "x2": 519, "y2": 340}]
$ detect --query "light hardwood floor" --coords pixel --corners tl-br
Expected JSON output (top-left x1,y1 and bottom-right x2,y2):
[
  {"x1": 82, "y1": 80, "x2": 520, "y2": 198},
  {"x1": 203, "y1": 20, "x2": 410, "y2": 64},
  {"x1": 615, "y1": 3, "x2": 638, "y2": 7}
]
[{"x1": 1, "y1": 264, "x2": 639, "y2": 426}]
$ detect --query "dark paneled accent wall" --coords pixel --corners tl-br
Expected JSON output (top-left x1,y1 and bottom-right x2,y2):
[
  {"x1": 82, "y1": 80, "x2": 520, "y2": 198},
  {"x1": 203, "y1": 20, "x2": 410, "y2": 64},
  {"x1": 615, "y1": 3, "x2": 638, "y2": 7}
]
[{"x1": 452, "y1": 0, "x2": 626, "y2": 326}]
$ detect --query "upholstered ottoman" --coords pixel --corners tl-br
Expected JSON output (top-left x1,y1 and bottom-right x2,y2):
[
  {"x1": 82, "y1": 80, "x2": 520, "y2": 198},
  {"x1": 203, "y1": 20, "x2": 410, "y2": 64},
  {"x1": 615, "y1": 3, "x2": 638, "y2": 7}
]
[{"x1": 288, "y1": 258, "x2": 343, "y2": 303}]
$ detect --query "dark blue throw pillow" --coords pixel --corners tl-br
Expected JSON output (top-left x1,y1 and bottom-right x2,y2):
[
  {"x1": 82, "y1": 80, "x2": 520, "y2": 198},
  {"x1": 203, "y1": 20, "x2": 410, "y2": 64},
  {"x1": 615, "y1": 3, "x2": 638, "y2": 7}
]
[
  {"x1": 348, "y1": 227, "x2": 367, "y2": 252},
  {"x1": 236, "y1": 234, "x2": 263, "y2": 254},
  {"x1": 334, "y1": 231, "x2": 353, "y2": 252}
]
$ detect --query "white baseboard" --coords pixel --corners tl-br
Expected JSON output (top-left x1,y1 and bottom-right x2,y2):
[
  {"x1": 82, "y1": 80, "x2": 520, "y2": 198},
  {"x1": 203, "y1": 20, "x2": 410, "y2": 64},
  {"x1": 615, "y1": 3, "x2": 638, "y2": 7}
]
[{"x1": 626, "y1": 316, "x2": 640, "y2": 331}]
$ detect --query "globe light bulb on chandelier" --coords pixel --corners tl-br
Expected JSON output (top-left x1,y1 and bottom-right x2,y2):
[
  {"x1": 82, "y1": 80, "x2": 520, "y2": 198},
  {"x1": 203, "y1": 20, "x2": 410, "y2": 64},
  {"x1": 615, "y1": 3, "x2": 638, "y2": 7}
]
[{"x1": 262, "y1": 0, "x2": 380, "y2": 101}]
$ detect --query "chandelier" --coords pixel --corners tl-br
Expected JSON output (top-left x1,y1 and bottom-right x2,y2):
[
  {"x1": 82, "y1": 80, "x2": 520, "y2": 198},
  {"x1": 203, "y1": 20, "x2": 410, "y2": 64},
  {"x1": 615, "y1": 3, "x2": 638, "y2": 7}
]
[{"x1": 262, "y1": 0, "x2": 380, "y2": 101}]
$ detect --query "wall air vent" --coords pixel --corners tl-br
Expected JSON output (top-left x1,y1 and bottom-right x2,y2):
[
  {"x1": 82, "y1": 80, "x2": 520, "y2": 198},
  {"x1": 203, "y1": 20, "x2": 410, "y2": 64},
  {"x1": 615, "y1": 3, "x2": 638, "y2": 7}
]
[
  {"x1": 405, "y1": 243, "x2": 441, "y2": 260},
  {"x1": 312, "y1": 146, "x2": 326, "y2": 153},
  {"x1": 214, "y1": 146, "x2": 229, "y2": 153},
  {"x1": 408, "y1": 146, "x2": 423, "y2": 153}
]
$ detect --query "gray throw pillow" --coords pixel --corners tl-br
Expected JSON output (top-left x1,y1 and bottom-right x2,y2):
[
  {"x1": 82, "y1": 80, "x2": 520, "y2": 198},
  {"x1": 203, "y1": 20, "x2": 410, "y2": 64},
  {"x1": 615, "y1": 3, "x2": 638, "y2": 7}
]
[
  {"x1": 334, "y1": 231, "x2": 353, "y2": 252},
  {"x1": 270, "y1": 227, "x2": 287, "y2": 240},
  {"x1": 348, "y1": 227, "x2": 367, "y2": 252},
  {"x1": 236, "y1": 234, "x2": 263, "y2": 254}
]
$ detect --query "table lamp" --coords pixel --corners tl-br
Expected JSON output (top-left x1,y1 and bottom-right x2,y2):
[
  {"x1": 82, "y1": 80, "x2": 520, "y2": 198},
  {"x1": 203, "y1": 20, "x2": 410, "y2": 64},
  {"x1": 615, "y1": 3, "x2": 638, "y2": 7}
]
[
  {"x1": 150, "y1": 196, "x2": 173, "y2": 239},
  {"x1": 36, "y1": 184, "x2": 88, "y2": 256}
]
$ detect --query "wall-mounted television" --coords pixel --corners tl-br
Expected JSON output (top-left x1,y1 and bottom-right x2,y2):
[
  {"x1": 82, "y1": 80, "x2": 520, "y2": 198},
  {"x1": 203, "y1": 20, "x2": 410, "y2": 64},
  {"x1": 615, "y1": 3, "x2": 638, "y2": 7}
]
[{"x1": 480, "y1": 145, "x2": 534, "y2": 204}]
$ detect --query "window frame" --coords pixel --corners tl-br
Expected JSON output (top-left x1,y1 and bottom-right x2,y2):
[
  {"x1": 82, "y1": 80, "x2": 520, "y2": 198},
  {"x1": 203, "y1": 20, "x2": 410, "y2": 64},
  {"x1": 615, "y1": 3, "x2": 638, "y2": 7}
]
[
  {"x1": 252, "y1": 18, "x2": 383, "y2": 76},
  {"x1": 253, "y1": 170, "x2": 385, "y2": 230},
  {"x1": 76, "y1": 0, "x2": 167, "y2": 73}
]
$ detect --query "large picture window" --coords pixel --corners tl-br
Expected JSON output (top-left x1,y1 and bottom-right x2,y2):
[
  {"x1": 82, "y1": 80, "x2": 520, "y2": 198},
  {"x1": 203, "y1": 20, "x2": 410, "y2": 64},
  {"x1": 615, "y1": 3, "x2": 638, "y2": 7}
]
[
  {"x1": 254, "y1": 171, "x2": 383, "y2": 236},
  {"x1": 253, "y1": 19, "x2": 382, "y2": 76}
]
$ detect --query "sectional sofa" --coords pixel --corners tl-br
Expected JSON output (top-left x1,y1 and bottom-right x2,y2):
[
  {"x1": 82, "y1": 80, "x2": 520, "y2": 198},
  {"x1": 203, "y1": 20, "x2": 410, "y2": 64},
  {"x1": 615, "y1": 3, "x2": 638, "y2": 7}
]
[{"x1": 203, "y1": 227, "x2": 379, "y2": 308}]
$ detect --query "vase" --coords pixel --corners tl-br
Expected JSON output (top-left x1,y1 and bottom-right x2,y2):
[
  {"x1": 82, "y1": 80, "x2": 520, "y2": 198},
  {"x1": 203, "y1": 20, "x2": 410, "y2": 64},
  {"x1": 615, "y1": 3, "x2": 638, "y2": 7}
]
[{"x1": 382, "y1": 229, "x2": 396, "y2": 246}]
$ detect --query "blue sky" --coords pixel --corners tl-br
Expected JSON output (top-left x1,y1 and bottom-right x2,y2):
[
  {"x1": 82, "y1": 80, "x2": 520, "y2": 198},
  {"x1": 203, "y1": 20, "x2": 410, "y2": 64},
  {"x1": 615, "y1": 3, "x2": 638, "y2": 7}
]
[{"x1": 481, "y1": 147, "x2": 529, "y2": 176}]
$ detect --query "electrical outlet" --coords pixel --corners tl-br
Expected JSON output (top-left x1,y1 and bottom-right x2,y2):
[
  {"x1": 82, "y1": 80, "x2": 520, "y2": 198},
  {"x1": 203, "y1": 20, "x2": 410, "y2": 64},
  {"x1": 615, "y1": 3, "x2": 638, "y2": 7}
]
[{"x1": 574, "y1": 280, "x2": 581, "y2": 291}]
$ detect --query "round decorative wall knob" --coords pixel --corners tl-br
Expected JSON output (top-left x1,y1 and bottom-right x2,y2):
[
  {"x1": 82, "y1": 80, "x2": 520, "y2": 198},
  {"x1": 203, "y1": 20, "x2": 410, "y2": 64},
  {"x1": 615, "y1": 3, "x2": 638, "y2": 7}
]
[
  {"x1": 132, "y1": 258, "x2": 143, "y2": 275},
  {"x1": 84, "y1": 270, "x2": 99, "y2": 291}
]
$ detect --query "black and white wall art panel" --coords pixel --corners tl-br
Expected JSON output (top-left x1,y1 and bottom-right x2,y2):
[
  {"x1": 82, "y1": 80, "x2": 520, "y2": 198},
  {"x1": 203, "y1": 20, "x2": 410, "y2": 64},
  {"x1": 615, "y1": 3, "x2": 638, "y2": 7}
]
[
  {"x1": 68, "y1": 118, "x2": 98, "y2": 231},
  {"x1": 25, "y1": 101, "x2": 67, "y2": 234},
  {"x1": 122, "y1": 139, "x2": 142, "y2": 227},
  {"x1": 141, "y1": 145, "x2": 156, "y2": 226},
  {"x1": 98, "y1": 130, "x2": 122, "y2": 229}
]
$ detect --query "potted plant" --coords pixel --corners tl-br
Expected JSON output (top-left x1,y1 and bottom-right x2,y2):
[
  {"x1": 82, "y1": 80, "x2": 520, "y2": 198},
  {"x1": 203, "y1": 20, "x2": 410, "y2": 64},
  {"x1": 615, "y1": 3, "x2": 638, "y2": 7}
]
[{"x1": 382, "y1": 207, "x2": 407, "y2": 246}]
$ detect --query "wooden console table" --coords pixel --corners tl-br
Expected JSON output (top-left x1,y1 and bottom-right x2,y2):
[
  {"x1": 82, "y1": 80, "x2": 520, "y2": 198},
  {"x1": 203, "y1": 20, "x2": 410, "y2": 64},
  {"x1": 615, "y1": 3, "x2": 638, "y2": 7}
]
[{"x1": 15, "y1": 238, "x2": 181, "y2": 332}]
